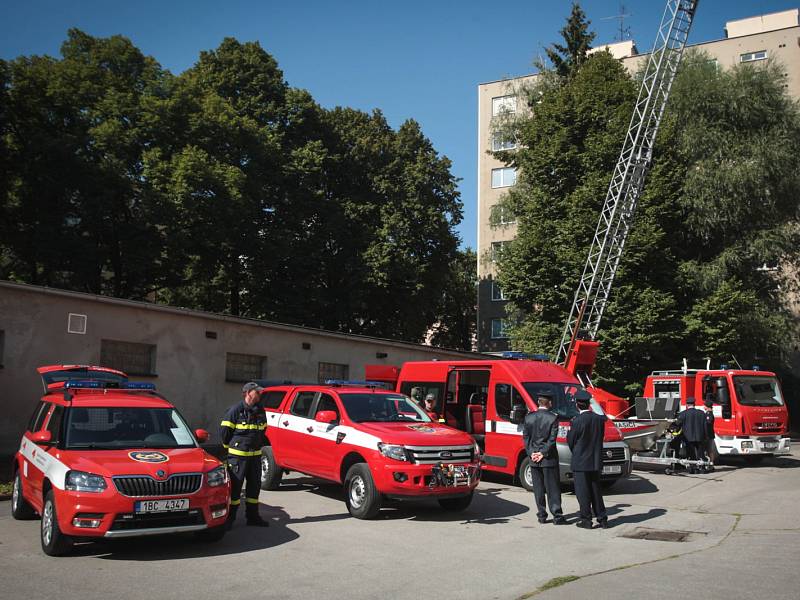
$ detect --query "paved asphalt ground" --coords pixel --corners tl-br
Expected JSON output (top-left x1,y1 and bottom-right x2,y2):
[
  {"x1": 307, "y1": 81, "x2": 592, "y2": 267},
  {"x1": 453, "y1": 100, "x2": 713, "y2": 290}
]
[{"x1": 1, "y1": 451, "x2": 799, "y2": 600}]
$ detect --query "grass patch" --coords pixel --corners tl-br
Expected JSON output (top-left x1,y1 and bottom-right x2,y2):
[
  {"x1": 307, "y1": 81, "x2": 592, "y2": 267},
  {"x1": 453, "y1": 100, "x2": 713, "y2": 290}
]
[
  {"x1": 0, "y1": 481, "x2": 12, "y2": 496},
  {"x1": 519, "y1": 575, "x2": 581, "y2": 598}
]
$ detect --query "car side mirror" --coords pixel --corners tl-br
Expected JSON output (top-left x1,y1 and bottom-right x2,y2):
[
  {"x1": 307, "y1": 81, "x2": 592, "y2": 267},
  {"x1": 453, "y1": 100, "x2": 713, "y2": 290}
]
[
  {"x1": 315, "y1": 410, "x2": 338, "y2": 424},
  {"x1": 509, "y1": 404, "x2": 527, "y2": 425},
  {"x1": 194, "y1": 428, "x2": 210, "y2": 443},
  {"x1": 31, "y1": 430, "x2": 52, "y2": 444}
]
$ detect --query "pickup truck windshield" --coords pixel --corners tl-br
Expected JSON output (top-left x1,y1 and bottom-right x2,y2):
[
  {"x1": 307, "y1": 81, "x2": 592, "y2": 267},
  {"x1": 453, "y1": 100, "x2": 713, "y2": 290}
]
[
  {"x1": 733, "y1": 376, "x2": 785, "y2": 407},
  {"x1": 339, "y1": 393, "x2": 432, "y2": 423},
  {"x1": 64, "y1": 407, "x2": 197, "y2": 449},
  {"x1": 521, "y1": 382, "x2": 605, "y2": 420}
]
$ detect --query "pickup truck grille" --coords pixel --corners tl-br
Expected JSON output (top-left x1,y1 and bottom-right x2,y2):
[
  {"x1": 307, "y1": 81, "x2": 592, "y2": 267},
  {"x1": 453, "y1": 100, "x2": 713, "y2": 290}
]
[
  {"x1": 603, "y1": 447, "x2": 627, "y2": 462},
  {"x1": 405, "y1": 445, "x2": 474, "y2": 465},
  {"x1": 113, "y1": 474, "x2": 202, "y2": 497}
]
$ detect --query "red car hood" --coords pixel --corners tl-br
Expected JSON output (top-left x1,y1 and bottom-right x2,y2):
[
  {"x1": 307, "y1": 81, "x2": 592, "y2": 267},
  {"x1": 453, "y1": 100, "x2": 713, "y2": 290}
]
[
  {"x1": 56, "y1": 447, "x2": 220, "y2": 478},
  {"x1": 355, "y1": 422, "x2": 475, "y2": 446}
]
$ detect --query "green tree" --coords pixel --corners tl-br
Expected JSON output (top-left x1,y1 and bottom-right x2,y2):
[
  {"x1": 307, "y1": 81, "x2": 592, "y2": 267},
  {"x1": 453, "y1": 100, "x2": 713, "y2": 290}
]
[
  {"x1": 494, "y1": 47, "x2": 800, "y2": 395},
  {"x1": 543, "y1": 2, "x2": 596, "y2": 77},
  {"x1": 428, "y1": 248, "x2": 477, "y2": 351}
]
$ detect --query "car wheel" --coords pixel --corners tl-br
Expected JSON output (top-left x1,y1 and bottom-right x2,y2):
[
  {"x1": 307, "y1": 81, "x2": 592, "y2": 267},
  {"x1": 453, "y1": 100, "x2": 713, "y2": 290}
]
[
  {"x1": 344, "y1": 463, "x2": 381, "y2": 519},
  {"x1": 11, "y1": 472, "x2": 36, "y2": 520},
  {"x1": 260, "y1": 447, "x2": 283, "y2": 490},
  {"x1": 518, "y1": 456, "x2": 534, "y2": 491},
  {"x1": 438, "y1": 492, "x2": 474, "y2": 512},
  {"x1": 41, "y1": 490, "x2": 72, "y2": 556},
  {"x1": 195, "y1": 525, "x2": 226, "y2": 542}
]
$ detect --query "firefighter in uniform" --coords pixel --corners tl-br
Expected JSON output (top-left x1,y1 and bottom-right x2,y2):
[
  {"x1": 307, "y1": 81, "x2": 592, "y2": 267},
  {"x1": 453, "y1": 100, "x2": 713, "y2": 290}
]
[{"x1": 220, "y1": 382, "x2": 270, "y2": 528}]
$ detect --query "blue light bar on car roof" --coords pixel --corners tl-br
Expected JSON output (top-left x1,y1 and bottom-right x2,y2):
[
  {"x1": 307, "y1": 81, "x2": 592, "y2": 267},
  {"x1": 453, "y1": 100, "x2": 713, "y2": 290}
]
[
  {"x1": 501, "y1": 351, "x2": 550, "y2": 361},
  {"x1": 324, "y1": 380, "x2": 386, "y2": 387},
  {"x1": 123, "y1": 382, "x2": 157, "y2": 390},
  {"x1": 64, "y1": 380, "x2": 104, "y2": 389}
]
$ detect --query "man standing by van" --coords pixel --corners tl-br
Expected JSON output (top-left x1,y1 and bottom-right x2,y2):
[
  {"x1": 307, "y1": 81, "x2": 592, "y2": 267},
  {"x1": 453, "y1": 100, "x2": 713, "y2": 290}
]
[
  {"x1": 567, "y1": 390, "x2": 608, "y2": 529},
  {"x1": 522, "y1": 392, "x2": 565, "y2": 524}
]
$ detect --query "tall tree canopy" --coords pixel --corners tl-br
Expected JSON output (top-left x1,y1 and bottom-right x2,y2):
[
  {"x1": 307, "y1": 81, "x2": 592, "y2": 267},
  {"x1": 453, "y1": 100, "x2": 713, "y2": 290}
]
[
  {"x1": 495, "y1": 48, "x2": 800, "y2": 394},
  {"x1": 0, "y1": 31, "x2": 473, "y2": 349}
]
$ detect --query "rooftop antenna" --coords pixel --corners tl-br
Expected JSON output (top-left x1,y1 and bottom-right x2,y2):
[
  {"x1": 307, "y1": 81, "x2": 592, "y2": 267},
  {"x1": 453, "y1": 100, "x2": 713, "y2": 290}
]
[{"x1": 601, "y1": 3, "x2": 633, "y2": 42}]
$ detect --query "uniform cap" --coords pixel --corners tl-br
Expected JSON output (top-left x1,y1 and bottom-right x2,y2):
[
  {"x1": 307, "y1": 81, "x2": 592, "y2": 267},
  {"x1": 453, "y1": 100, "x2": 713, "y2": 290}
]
[
  {"x1": 686, "y1": 396, "x2": 696, "y2": 405},
  {"x1": 242, "y1": 382, "x2": 263, "y2": 394},
  {"x1": 574, "y1": 390, "x2": 592, "y2": 404}
]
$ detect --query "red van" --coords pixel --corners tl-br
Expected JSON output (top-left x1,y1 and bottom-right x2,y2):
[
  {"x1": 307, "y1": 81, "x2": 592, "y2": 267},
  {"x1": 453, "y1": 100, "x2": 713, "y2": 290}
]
[{"x1": 369, "y1": 356, "x2": 631, "y2": 490}]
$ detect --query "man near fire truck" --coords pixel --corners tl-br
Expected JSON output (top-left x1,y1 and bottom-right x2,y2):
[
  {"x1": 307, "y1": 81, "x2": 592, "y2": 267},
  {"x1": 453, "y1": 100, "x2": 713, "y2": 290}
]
[
  {"x1": 703, "y1": 398, "x2": 716, "y2": 468},
  {"x1": 219, "y1": 382, "x2": 270, "y2": 528},
  {"x1": 567, "y1": 391, "x2": 608, "y2": 529},
  {"x1": 522, "y1": 392, "x2": 565, "y2": 525},
  {"x1": 677, "y1": 396, "x2": 707, "y2": 474}
]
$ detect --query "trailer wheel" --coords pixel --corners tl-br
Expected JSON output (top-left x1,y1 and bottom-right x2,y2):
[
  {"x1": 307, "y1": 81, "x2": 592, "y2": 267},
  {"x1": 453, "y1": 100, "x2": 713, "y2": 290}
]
[
  {"x1": 518, "y1": 456, "x2": 534, "y2": 492},
  {"x1": 664, "y1": 467, "x2": 673, "y2": 476}
]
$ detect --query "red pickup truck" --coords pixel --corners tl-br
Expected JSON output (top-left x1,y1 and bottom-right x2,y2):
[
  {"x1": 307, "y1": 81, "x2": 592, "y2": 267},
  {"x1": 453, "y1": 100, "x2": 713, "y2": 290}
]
[{"x1": 258, "y1": 382, "x2": 482, "y2": 519}]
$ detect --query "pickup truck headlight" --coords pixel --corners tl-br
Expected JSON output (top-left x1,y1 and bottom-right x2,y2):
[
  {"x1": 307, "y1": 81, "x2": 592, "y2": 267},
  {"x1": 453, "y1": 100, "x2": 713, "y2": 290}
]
[
  {"x1": 378, "y1": 443, "x2": 408, "y2": 462},
  {"x1": 65, "y1": 470, "x2": 107, "y2": 493},
  {"x1": 206, "y1": 465, "x2": 228, "y2": 487}
]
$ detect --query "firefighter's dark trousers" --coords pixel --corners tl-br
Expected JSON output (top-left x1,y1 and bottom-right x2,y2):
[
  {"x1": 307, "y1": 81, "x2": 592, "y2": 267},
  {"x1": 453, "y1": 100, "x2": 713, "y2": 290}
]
[{"x1": 227, "y1": 455, "x2": 262, "y2": 517}]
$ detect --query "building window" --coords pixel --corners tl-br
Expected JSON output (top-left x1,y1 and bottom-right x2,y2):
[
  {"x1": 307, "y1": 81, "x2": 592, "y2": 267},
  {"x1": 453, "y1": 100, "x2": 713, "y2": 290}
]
[
  {"x1": 491, "y1": 167, "x2": 517, "y2": 188},
  {"x1": 491, "y1": 241, "x2": 508, "y2": 262},
  {"x1": 319, "y1": 361, "x2": 349, "y2": 383},
  {"x1": 100, "y1": 339, "x2": 157, "y2": 376},
  {"x1": 491, "y1": 319, "x2": 510, "y2": 339},
  {"x1": 492, "y1": 136, "x2": 517, "y2": 151},
  {"x1": 491, "y1": 281, "x2": 507, "y2": 301},
  {"x1": 491, "y1": 205, "x2": 516, "y2": 226},
  {"x1": 492, "y1": 95, "x2": 517, "y2": 116},
  {"x1": 740, "y1": 50, "x2": 767, "y2": 63},
  {"x1": 225, "y1": 352, "x2": 267, "y2": 382}
]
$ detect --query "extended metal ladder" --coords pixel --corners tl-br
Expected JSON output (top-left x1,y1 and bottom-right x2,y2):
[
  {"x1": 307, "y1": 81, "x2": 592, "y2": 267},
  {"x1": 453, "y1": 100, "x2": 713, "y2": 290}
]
[{"x1": 557, "y1": 0, "x2": 699, "y2": 365}]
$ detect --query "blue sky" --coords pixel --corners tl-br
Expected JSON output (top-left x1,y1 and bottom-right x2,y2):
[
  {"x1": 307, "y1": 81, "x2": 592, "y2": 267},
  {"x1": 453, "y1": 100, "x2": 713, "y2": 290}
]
[{"x1": 2, "y1": 0, "x2": 798, "y2": 249}]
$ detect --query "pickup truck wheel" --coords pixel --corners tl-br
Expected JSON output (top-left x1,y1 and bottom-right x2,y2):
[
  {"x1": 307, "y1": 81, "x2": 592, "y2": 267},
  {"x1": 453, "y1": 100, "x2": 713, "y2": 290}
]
[
  {"x1": 261, "y1": 447, "x2": 283, "y2": 490},
  {"x1": 344, "y1": 463, "x2": 381, "y2": 519},
  {"x1": 518, "y1": 457, "x2": 534, "y2": 492},
  {"x1": 11, "y1": 472, "x2": 36, "y2": 520},
  {"x1": 41, "y1": 490, "x2": 72, "y2": 556},
  {"x1": 438, "y1": 492, "x2": 473, "y2": 512}
]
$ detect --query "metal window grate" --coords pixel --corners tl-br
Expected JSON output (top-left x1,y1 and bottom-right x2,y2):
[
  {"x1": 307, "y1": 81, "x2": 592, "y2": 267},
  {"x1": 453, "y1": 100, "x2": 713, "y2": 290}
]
[
  {"x1": 67, "y1": 313, "x2": 87, "y2": 335},
  {"x1": 225, "y1": 352, "x2": 266, "y2": 382},
  {"x1": 318, "y1": 362, "x2": 349, "y2": 383},
  {"x1": 101, "y1": 339, "x2": 156, "y2": 376}
]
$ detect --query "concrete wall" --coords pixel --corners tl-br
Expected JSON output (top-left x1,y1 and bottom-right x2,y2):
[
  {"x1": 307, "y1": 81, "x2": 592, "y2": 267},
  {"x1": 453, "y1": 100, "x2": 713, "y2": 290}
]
[{"x1": 0, "y1": 281, "x2": 479, "y2": 455}]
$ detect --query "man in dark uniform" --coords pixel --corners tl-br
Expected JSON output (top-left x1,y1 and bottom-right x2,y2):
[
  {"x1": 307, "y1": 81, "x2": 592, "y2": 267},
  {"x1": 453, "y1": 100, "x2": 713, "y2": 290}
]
[
  {"x1": 567, "y1": 390, "x2": 608, "y2": 529},
  {"x1": 703, "y1": 398, "x2": 716, "y2": 468},
  {"x1": 677, "y1": 397, "x2": 707, "y2": 473},
  {"x1": 522, "y1": 392, "x2": 565, "y2": 524},
  {"x1": 219, "y1": 382, "x2": 270, "y2": 528}
]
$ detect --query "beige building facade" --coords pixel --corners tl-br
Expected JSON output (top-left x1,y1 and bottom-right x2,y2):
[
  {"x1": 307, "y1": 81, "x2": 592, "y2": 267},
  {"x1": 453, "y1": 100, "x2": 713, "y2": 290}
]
[
  {"x1": 477, "y1": 8, "x2": 800, "y2": 353},
  {"x1": 0, "y1": 281, "x2": 479, "y2": 455}
]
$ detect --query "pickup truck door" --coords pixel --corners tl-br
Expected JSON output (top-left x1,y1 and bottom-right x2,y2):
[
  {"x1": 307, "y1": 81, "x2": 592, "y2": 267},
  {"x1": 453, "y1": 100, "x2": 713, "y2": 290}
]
[
  {"x1": 274, "y1": 391, "x2": 317, "y2": 472},
  {"x1": 304, "y1": 393, "x2": 346, "y2": 482}
]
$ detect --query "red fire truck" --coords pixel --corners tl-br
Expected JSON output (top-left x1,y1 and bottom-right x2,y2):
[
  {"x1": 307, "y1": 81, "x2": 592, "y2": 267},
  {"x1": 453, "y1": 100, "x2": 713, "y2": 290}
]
[
  {"x1": 366, "y1": 355, "x2": 631, "y2": 491},
  {"x1": 640, "y1": 365, "x2": 791, "y2": 460}
]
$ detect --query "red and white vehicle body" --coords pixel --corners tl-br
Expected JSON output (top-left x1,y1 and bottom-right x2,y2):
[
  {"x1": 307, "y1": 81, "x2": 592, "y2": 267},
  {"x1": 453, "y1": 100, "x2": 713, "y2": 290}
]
[
  {"x1": 258, "y1": 383, "x2": 481, "y2": 519},
  {"x1": 367, "y1": 356, "x2": 632, "y2": 491},
  {"x1": 642, "y1": 367, "x2": 791, "y2": 458},
  {"x1": 11, "y1": 366, "x2": 230, "y2": 555}
]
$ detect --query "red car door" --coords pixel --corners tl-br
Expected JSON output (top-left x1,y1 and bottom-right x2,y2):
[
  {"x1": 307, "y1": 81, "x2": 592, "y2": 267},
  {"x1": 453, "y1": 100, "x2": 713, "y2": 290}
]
[
  {"x1": 273, "y1": 390, "x2": 317, "y2": 472},
  {"x1": 304, "y1": 392, "x2": 346, "y2": 481},
  {"x1": 22, "y1": 402, "x2": 54, "y2": 505}
]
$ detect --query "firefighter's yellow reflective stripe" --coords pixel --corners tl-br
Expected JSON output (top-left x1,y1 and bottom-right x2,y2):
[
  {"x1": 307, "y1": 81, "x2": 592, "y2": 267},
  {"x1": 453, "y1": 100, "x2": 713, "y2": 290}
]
[
  {"x1": 245, "y1": 497, "x2": 259, "y2": 504},
  {"x1": 220, "y1": 420, "x2": 236, "y2": 429},
  {"x1": 222, "y1": 443, "x2": 229, "y2": 449},
  {"x1": 230, "y1": 498, "x2": 241, "y2": 506},
  {"x1": 227, "y1": 447, "x2": 262, "y2": 457},
  {"x1": 231, "y1": 423, "x2": 267, "y2": 430}
]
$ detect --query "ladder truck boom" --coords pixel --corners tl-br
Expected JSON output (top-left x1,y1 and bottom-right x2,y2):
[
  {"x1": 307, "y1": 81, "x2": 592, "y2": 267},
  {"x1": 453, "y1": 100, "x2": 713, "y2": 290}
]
[{"x1": 557, "y1": 0, "x2": 699, "y2": 368}]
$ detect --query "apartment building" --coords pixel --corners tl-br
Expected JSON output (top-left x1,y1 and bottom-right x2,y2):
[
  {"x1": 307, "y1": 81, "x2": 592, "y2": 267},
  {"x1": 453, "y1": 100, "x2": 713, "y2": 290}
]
[{"x1": 476, "y1": 8, "x2": 800, "y2": 353}]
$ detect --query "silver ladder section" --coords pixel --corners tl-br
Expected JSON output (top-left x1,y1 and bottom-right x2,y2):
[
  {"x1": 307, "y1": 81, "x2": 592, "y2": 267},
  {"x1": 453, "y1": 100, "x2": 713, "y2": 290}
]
[{"x1": 556, "y1": 0, "x2": 699, "y2": 365}]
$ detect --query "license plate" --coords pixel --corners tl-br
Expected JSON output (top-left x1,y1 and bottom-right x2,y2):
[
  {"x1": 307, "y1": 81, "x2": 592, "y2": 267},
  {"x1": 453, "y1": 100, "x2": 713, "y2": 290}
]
[
  {"x1": 602, "y1": 465, "x2": 622, "y2": 475},
  {"x1": 135, "y1": 498, "x2": 189, "y2": 513},
  {"x1": 764, "y1": 443, "x2": 778, "y2": 450}
]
